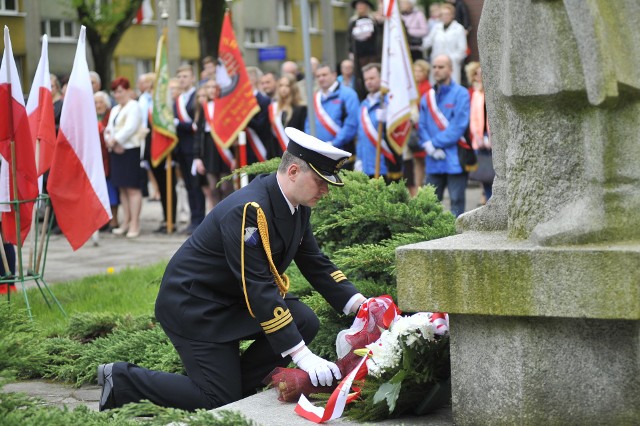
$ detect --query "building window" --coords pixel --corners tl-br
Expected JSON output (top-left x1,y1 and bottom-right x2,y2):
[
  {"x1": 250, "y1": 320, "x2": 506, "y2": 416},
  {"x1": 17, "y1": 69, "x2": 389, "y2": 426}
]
[
  {"x1": 178, "y1": 0, "x2": 195, "y2": 22},
  {"x1": 277, "y1": 0, "x2": 293, "y2": 29},
  {"x1": 0, "y1": 0, "x2": 17, "y2": 13},
  {"x1": 136, "y1": 59, "x2": 154, "y2": 77},
  {"x1": 245, "y1": 29, "x2": 269, "y2": 48},
  {"x1": 41, "y1": 20, "x2": 79, "y2": 42},
  {"x1": 309, "y1": 2, "x2": 320, "y2": 32}
]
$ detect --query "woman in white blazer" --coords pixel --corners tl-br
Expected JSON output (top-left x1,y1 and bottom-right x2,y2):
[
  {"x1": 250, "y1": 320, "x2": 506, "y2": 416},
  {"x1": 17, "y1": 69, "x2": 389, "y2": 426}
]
[
  {"x1": 423, "y1": 2, "x2": 467, "y2": 85},
  {"x1": 104, "y1": 77, "x2": 144, "y2": 238}
]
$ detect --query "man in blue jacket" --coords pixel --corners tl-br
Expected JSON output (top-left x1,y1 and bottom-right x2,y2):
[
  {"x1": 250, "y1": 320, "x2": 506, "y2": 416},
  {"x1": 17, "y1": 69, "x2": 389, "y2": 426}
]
[
  {"x1": 418, "y1": 54, "x2": 470, "y2": 217},
  {"x1": 356, "y1": 63, "x2": 402, "y2": 180},
  {"x1": 305, "y1": 63, "x2": 359, "y2": 169}
]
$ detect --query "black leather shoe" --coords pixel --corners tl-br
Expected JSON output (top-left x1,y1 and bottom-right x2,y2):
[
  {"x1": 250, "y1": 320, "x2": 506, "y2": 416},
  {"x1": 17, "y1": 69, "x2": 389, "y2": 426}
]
[{"x1": 97, "y1": 363, "x2": 115, "y2": 411}]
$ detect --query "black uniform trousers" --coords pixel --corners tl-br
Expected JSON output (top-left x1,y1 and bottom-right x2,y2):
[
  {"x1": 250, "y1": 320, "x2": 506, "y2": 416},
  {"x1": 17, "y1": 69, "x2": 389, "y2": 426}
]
[
  {"x1": 176, "y1": 150, "x2": 206, "y2": 229},
  {"x1": 110, "y1": 298, "x2": 319, "y2": 411}
]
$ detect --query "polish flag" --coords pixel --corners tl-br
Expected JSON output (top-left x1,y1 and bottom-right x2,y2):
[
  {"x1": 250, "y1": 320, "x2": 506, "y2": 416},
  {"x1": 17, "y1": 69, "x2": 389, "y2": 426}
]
[
  {"x1": 0, "y1": 26, "x2": 39, "y2": 246},
  {"x1": 26, "y1": 35, "x2": 56, "y2": 177},
  {"x1": 47, "y1": 26, "x2": 111, "y2": 250},
  {"x1": 133, "y1": 0, "x2": 154, "y2": 24}
]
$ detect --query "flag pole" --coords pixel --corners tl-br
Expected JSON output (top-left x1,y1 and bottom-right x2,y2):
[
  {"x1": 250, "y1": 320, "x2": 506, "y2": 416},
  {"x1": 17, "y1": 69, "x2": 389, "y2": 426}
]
[
  {"x1": 374, "y1": 90, "x2": 387, "y2": 179},
  {"x1": 166, "y1": 152, "x2": 174, "y2": 233},
  {"x1": 0, "y1": 231, "x2": 11, "y2": 277},
  {"x1": 159, "y1": 4, "x2": 174, "y2": 234},
  {"x1": 10, "y1": 139, "x2": 25, "y2": 282},
  {"x1": 27, "y1": 139, "x2": 40, "y2": 274},
  {"x1": 35, "y1": 199, "x2": 50, "y2": 274}
]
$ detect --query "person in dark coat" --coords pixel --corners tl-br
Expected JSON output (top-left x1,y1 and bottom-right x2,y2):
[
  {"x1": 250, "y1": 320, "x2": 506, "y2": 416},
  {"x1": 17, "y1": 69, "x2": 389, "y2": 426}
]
[
  {"x1": 268, "y1": 73, "x2": 308, "y2": 157},
  {"x1": 97, "y1": 127, "x2": 368, "y2": 411},
  {"x1": 174, "y1": 64, "x2": 206, "y2": 234}
]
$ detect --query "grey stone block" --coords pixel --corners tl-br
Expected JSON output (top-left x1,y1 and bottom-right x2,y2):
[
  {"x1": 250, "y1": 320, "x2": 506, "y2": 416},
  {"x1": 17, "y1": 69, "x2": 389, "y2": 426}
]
[{"x1": 450, "y1": 315, "x2": 639, "y2": 425}]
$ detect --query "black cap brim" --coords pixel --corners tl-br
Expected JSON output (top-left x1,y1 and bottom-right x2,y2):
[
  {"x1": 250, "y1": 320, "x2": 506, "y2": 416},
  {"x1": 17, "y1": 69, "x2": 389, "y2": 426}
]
[{"x1": 308, "y1": 163, "x2": 344, "y2": 186}]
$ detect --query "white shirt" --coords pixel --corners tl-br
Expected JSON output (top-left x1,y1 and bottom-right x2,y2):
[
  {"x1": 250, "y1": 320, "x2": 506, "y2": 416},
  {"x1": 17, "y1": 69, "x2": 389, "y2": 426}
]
[{"x1": 105, "y1": 99, "x2": 143, "y2": 149}]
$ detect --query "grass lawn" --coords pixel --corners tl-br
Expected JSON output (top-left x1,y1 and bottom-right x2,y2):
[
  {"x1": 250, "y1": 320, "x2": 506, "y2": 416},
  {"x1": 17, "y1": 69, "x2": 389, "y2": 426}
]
[
  {"x1": 6, "y1": 261, "x2": 312, "y2": 337},
  {"x1": 7, "y1": 262, "x2": 167, "y2": 336}
]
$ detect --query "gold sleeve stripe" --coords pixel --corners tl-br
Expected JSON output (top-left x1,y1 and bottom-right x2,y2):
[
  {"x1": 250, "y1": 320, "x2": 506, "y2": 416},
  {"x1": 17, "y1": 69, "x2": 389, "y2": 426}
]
[
  {"x1": 331, "y1": 270, "x2": 348, "y2": 282},
  {"x1": 261, "y1": 310, "x2": 293, "y2": 334}
]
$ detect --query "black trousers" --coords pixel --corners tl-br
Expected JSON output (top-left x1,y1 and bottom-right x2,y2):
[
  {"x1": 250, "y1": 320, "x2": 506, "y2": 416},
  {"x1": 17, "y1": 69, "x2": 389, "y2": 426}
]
[
  {"x1": 176, "y1": 151, "x2": 205, "y2": 227},
  {"x1": 110, "y1": 299, "x2": 319, "y2": 411}
]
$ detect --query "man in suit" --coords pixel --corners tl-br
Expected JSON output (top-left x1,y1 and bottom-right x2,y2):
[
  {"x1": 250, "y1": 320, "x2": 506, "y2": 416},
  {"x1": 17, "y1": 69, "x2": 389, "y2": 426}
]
[
  {"x1": 174, "y1": 64, "x2": 206, "y2": 234},
  {"x1": 245, "y1": 66, "x2": 274, "y2": 161},
  {"x1": 97, "y1": 127, "x2": 367, "y2": 411}
]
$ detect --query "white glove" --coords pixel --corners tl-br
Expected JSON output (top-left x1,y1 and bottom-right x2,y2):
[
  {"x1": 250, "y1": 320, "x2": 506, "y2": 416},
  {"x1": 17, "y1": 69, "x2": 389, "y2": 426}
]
[
  {"x1": 423, "y1": 141, "x2": 436, "y2": 156},
  {"x1": 173, "y1": 118, "x2": 180, "y2": 126},
  {"x1": 291, "y1": 346, "x2": 342, "y2": 387},
  {"x1": 375, "y1": 107, "x2": 387, "y2": 123},
  {"x1": 432, "y1": 149, "x2": 447, "y2": 160}
]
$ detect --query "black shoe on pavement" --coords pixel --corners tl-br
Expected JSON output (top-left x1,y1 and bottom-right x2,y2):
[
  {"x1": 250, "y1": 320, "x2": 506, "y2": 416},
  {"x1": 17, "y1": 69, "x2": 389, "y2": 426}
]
[{"x1": 97, "y1": 363, "x2": 115, "y2": 411}]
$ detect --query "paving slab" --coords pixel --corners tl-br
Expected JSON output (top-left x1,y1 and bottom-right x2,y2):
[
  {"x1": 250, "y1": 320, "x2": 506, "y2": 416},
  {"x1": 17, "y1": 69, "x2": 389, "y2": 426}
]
[{"x1": 212, "y1": 388, "x2": 452, "y2": 425}]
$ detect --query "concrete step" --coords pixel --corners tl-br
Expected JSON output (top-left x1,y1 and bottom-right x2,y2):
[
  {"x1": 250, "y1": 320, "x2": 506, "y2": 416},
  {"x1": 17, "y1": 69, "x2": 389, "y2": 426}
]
[{"x1": 211, "y1": 388, "x2": 453, "y2": 425}]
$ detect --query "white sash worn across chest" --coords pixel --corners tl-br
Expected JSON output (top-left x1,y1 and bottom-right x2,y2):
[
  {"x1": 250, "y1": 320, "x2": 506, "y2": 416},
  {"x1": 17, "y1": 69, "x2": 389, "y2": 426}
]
[
  {"x1": 269, "y1": 103, "x2": 289, "y2": 152},
  {"x1": 245, "y1": 127, "x2": 267, "y2": 162},
  {"x1": 359, "y1": 104, "x2": 395, "y2": 163},
  {"x1": 314, "y1": 91, "x2": 341, "y2": 137},
  {"x1": 425, "y1": 88, "x2": 465, "y2": 145},
  {"x1": 176, "y1": 93, "x2": 193, "y2": 123},
  {"x1": 203, "y1": 100, "x2": 235, "y2": 169}
]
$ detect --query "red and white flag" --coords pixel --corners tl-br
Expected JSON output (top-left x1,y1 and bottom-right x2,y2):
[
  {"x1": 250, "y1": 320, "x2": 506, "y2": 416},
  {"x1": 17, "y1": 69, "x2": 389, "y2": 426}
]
[
  {"x1": 26, "y1": 34, "x2": 56, "y2": 177},
  {"x1": 133, "y1": 0, "x2": 154, "y2": 24},
  {"x1": 47, "y1": 26, "x2": 111, "y2": 250},
  {"x1": 381, "y1": 0, "x2": 419, "y2": 155},
  {"x1": 212, "y1": 11, "x2": 259, "y2": 151},
  {"x1": 0, "y1": 26, "x2": 39, "y2": 245}
]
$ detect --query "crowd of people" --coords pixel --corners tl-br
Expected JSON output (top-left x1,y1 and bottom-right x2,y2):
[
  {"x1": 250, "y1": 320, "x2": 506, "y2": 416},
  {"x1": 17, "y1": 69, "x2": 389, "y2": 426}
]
[{"x1": 41, "y1": 0, "x2": 490, "y2": 244}]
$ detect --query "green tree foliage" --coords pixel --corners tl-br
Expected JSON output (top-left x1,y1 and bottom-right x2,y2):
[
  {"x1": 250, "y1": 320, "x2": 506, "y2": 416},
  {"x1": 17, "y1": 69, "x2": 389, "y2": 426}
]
[{"x1": 71, "y1": 0, "x2": 144, "y2": 86}]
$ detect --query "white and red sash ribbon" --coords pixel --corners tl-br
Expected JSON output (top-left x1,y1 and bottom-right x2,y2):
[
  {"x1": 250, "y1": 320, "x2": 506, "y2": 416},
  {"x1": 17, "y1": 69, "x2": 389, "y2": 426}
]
[
  {"x1": 295, "y1": 352, "x2": 369, "y2": 423},
  {"x1": 268, "y1": 103, "x2": 289, "y2": 152},
  {"x1": 314, "y1": 92, "x2": 341, "y2": 137},
  {"x1": 203, "y1": 101, "x2": 235, "y2": 169},
  {"x1": 359, "y1": 105, "x2": 396, "y2": 164},
  {"x1": 245, "y1": 127, "x2": 267, "y2": 162},
  {"x1": 425, "y1": 88, "x2": 470, "y2": 149},
  {"x1": 175, "y1": 92, "x2": 193, "y2": 123}
]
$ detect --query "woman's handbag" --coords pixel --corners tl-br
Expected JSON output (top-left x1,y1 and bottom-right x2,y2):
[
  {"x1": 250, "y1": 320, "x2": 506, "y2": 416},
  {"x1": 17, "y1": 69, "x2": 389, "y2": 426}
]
[{"x1": 457, "y1": 139, "x2": 478, "y2": 172}]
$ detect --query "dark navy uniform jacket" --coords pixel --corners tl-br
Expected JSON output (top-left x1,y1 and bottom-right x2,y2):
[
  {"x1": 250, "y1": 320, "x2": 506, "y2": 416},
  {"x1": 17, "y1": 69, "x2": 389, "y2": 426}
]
[{"x1": 155, "y1": 173, "x2": 359, "y2": 354}]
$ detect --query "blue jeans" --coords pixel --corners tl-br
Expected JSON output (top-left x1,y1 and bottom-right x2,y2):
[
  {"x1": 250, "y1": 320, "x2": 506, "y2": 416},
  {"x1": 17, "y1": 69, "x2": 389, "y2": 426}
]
[{"x1": 426, "y1": 172, "x2": 468, "y2": 217}]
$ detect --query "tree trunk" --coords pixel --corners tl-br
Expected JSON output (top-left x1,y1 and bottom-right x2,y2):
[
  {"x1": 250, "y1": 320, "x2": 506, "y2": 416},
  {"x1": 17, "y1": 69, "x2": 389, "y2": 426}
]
[
  {"x1": 199, "y1": 0, "x2": 227, "y2": 61},
  {"x1": 74, "y1": 0, "x2": 143, "y2": 89},
  {"x1": 90, "y1": 48, "x2": 115, "y2": 90}
]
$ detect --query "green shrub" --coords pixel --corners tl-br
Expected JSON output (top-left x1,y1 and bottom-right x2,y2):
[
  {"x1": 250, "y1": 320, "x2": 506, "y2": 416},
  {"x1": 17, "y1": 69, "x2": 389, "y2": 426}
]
[
  {"x1": 66, "y1": 312, "x2": 156, "y2": 343},
  {"x1": 0, "y1": 303, "x2": 48, "y2": 379},
  {"x1": 0, "y1": 386, "x2": 256, "y2": 425}
]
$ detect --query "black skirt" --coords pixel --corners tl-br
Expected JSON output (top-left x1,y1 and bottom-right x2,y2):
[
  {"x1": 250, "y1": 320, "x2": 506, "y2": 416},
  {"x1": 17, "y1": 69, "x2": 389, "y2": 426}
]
[{"x1": 110, "y1": 147, "x2": 143, "y2": 189}]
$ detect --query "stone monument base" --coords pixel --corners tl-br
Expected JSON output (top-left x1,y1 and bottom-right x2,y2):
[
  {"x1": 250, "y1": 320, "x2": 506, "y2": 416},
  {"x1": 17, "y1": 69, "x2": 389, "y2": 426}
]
[{"x1": 396, "y1": 232, "x2": 639, "y2": 425}]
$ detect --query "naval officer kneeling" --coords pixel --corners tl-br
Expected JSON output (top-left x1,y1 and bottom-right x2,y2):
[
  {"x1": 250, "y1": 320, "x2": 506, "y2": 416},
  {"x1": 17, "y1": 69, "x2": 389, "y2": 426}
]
[{"x1": 97, "y1": 127, "x2": 367, "y2": 411}]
